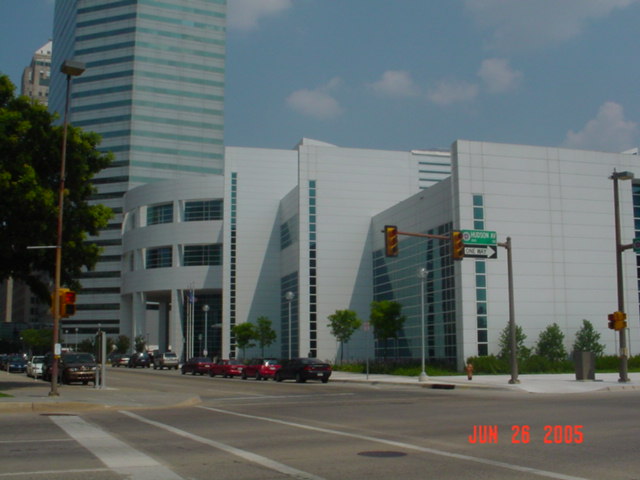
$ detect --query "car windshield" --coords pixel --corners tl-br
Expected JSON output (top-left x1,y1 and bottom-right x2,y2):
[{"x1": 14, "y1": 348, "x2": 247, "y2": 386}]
[
  {"x1": 31, "y1": 356, "x2": 44, "y2": 363},
  {"x1": 164, "y1": 353, "x2": 177, "y2": 358},
  {"x1": 300, "y1": 358, "x2": 321, "y2": 364},
  {"x1": 63, "y1": 353, "x2": 95, "y2": 363},
  {"x1": 228, "y1": 360, "x2": 243, "y2": 365}
]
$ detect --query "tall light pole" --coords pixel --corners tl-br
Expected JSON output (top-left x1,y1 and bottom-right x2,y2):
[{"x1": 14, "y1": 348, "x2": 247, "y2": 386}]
[
  {"x1": 285, "y1": 291, "x2": 294, "y2": 359},
  {"x1": 610, "y1": 169, "x2": 633, "y2": 383},
  {"x1": 202, "y1": 304, "x2": 210, "y2": 357},
  {"x1": 50, "y1": 59, "x2": 85, "y2": 397},
  {"x1": 417, "y1": 267, "x2": 428, "y2": 382}
]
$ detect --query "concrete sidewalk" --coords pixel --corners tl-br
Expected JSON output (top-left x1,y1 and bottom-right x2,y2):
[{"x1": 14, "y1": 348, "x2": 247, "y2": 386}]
[{"x1": 1, "y1": 370, "x2": 639, "y2": 414}]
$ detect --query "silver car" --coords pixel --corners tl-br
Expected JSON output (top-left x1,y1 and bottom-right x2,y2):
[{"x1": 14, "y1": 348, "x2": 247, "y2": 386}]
[{"x1": 26, "y1": 355, "x2": 45, "y2": 378}]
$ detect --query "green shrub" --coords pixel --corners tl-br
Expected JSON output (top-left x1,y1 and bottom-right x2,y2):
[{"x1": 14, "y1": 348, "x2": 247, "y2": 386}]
[
  {"x1": 466, "y1": 355, "x2": 509, "y2": 374},
  {"x1": 595, "y1": 355, "x2": 620, "y2": 371}
]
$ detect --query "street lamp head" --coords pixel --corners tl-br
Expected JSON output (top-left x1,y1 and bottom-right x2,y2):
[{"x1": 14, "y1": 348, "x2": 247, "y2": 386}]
[
  {"x1": 417, "y1": 267, "x2": 428, "y2": 279},
  {"x1": 610, "y1": 170, "x2": 634, "y2": 181},
  {"x1": 285, "y1": 291, "x2": 295, "y2": 301},
  {"x1": 61, "y1": 59, "x2": 86, "y2": 77},
  {"x1": 202, "y1": 304, "x2": 210, "y2": 312}
]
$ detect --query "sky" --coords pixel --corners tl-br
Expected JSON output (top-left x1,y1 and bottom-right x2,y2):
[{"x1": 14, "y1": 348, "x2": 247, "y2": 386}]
[{"x1": 1, "y1": 0, "x2": 640, "y2": 153}]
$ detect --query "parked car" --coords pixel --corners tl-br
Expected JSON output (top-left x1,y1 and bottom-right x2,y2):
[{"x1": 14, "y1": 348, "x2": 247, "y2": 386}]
[
  {"x1": 127, "y1": 352, "x2": 151, "y2": 368},
  {"x1": 6, "y1": 355, "x2": 27, "y2": 374},
  {"x1": 210, "y1": 359, "x2": 245, "y2": 378},
  {"x1": 181, "y1": 357, "x2": 214, "y2": 375},
  {"x1": 110, "y1": 353, "x2": 131, "y2": 367},
  {"x1": 45, "y1": 352, "x2": 97, "y2": 385},
  {"x1": 26, "y1": 355, "x2": 45, "y2": 378},
  {"x1": 242, "y1": 358, "x2": 281, "y2": 380},
  {"x1": 275, "y1": 358, "x2": 332, "y2": 383},
  {"x1": 153, "y1": 352, "x2": 179, "y2": 370},
  {"x1": 0, "y1": 354, "x2": 9, "y2": 371}
]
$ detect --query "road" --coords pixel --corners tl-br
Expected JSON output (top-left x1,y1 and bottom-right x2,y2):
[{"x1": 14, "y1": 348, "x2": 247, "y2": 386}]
[{"x1": 1, "y1": 367, "x2": 639, "y2": 480}]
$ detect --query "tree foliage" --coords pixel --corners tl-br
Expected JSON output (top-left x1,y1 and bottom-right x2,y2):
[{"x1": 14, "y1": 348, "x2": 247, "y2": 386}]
[
  {"x1": 572, "y1": 319, "x2": 605, "y2": 357},
  {"x1": 255, "y1": 316, "x2": 277, "y2": 357},
  {"x1": 498, "y1": 323, "x2": 531, "y2": 361},
  {"x1": 535, "y1": 323, "x2": 567, "y2": 362},
  {"x1": 370, "y1": 300, "x2": 405, "y2": 359},
  {"x1": 0, "y1": 74, "x2": 113, "y2": 301},
  {"x1": 20, "y1": 328, "x2": 52, "y2": 355},
  {"x1": 232, "y1": 322, "x2": 257, "y2": 359},
  {"x1": 328, "y1": 309, "x2": 362, "y2": 363}
]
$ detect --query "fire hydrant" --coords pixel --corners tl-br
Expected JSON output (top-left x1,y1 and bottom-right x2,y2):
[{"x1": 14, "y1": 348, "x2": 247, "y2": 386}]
[{"x1": 465, "y1": 363, "x2": 474, "y2": 381}]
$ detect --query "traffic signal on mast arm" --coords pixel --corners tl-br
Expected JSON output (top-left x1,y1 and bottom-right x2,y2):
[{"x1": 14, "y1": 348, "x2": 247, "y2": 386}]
[
  {"x1": 59, "y1": 288, "x2": 77, "y2": 318},
  {"x1": 451, "y1": 231, "x2": 465, "y2": 260},
  {"x1": 608, "y1": 311, "x2": 627, "y2": 331},
  {"x1": 384, "y1": 225, "x2": 399, "y2": 257}
]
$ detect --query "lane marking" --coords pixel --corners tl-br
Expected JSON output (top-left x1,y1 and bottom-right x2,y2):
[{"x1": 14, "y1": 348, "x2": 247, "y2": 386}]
[
  {"x1": 198, "y1": 406, "x2": 590, "y2": 480},
  {"x1": 211, "y1": 393, "x2": 354, "y2": 402},
  {"x1": 121, "y1": 410, "x2": 326, "y2": 480},
  {"x1": 50, "y1": 415, "x2": 185, "y2": 480},
  {"x1": 0, "y1": 468, "x2": 110, "y2": 477}
]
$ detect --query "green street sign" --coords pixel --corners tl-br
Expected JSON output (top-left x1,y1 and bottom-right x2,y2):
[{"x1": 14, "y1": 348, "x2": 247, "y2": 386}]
[
  {"x1": 462, "y1": 229, "x2": 497, "y2": 246},
  {"x1": 633, "y1": 238, "x2": 640, "y2": 253}
]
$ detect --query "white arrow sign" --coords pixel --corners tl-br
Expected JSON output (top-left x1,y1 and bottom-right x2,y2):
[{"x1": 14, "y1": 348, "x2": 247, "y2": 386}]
[{"x1": 464, "y1": 245, "x2": 498, "y2": 259}]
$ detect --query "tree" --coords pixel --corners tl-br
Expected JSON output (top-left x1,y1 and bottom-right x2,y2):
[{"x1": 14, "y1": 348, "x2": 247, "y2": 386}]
[
  {"x1": 369, "y1": 300, "x2": 405, "y2": 360},
  {"x1": 572, "y1": 319, "x2": 605, "y2": 357},
  {"x1": 255, "y1": 316, "x2": 276, "y2": 357},
  {"x1": 0, "y1": 75, "x2": 113, "y2": 301},
  {"x1": 20, "y1": 328, "x2": 52, "y2": 355},
  {"x1": 134, "y1": 335, "x2": 146, "y2": 353},
  {"x1": 498, "y1": 323, "x2": 531, "y2": 361},
  {"x1": 115, "y1": 335, "x2": 131, "y2": 354},
  {"x1": 232, "y1": 322, "x2": 257, "y2": 359},
  {"x1": 328, "y1": 309, "x2": 362, "y2": 363},
  {"x1": 535, "y1": 323, "x2": 567, "y2": 362}
]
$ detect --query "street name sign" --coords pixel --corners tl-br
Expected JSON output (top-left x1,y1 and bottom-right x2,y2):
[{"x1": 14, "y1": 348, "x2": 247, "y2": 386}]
[
  {"x1": 462, "y1": 230, "x2": 497, "y2": 245},
  {"x1": 464, "y1": 245, "x2": 498, "y2": 259}
]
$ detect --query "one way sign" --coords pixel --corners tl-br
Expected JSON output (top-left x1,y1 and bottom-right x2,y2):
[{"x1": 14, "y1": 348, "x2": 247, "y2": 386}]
[{"x1": 464, "y1": 245, "x2": 498, "y2": 259}]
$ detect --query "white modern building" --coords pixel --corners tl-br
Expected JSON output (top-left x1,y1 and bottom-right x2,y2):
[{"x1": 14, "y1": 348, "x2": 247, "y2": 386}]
[{"x1": 119, "y1": 138, "x2": 639, "y2": 368}]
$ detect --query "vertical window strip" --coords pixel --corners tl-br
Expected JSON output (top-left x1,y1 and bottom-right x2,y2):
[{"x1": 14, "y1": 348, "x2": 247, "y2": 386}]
[
  {"x1": 472, "y1": 194, "x2": 488, "y2": 356},
  {"x1": 229, "y1": 173, "x2": 238, "y2": 357},
  {"x1": 308, "y1": 180, "x2": 317, "y2": 357}
]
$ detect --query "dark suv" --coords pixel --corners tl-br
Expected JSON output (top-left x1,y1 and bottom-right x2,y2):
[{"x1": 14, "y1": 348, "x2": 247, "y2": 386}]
[
  {"x1": 128, "y1": 352, "x2": 151, "y2": 368},
  {"x1": 275, "y1": 358, "x2": 331, "y2": 383}
]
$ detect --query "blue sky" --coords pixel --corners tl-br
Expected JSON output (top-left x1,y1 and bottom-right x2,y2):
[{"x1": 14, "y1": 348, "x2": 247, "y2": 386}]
[{"x1": 2, "y1": 0, "x2": 640, "y2": 153}]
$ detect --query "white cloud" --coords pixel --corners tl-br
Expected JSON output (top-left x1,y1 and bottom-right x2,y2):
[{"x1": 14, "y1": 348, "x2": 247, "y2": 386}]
[
  {"x1": 478, "y1": 58, "x2": 522, "y2": 93},
  {"x1": 286, "y1": 78, "x2": 344, "y2": 120},
  {"x1": 368, "y1": 70, "x2": 420, "y2": 98},
  {"x1": 227, "y1": 0, "x2": 293, "y2": 31},
  {"x1": 465, "y1": 0, "x2": 639, "y2": 51},
  {"x1": 563, "y1": 102, "x2": 638, "y2": 152},
  {"x1": 427, "y1": 80, "x2": 478, "y2": 106}
]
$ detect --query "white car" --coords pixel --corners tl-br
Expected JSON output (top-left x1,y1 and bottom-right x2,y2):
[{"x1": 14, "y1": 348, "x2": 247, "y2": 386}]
[{"x1": 26, "y1": 356, "x2": 45, "y2": 378}]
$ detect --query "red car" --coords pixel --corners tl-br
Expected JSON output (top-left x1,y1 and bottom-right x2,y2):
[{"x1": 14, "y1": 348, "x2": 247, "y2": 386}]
[
  {"x1": 242, "y1": 358, "x2": 281, "y2": 380},
  {"x1": 181, "y1": 357, "x2": 214, "y2": 375},
  {"x1": 209, "y1": 359, "x2": 245, "y2": 378}
]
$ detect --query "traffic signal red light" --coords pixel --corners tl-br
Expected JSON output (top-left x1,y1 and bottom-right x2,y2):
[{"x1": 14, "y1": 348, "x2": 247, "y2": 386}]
[
  {"x1": 451, "y1": 231, "x2": 464, "y2": 260},
  {"x1": 59, "y1": 288, "x2": 77, "y2": 318},
  {"x1": 384, "y1": 225, "x2": 399, "y2": 257}
]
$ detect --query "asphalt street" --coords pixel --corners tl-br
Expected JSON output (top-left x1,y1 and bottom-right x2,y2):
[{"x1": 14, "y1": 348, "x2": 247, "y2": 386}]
[{"x1": 1, "y1": 368, "x2": 640, "y2": 479}]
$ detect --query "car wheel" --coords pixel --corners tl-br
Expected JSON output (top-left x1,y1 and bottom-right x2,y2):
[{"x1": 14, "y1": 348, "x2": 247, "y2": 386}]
[
  {"x1": 241, "y1": 372, "x2": 247, "y2": 380},
  {"x1": 209, "y1": 372, "x2": 215, "y2": 377},
  {"x1": 322, "y1": 377, "x2": 329, "y2": 384},
  {"x1": 275, "y1": 372, "x2": 283, "y2": 382},
  {"x1": 181, "y1": 369, "x2": 186, "y2": 375},
  {"x1": 255, "y1": 372, "x2": 261, "y2": 381},
  {"x1": 82, "y1": 380, "x2": 88, "y2": 385},
  {"x1": 295, "y1": 373, "x2": 305, "y2": 383}
]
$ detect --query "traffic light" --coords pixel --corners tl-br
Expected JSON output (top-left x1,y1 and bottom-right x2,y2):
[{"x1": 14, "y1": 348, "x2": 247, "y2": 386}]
[
  {"x1": 384, "y1": 225, "x2": 399, "y2": 257},
  {"x1": 451, "y1": 231, "x2": 465, "y2": 260},
  {"x1": 59, "y1": 288, "x2": 77, "y2": 318},
  {"x1": 608, "y1": 313, "x2": 615, "y2": 330},
  {"x1": 610, "y1": 311, "x2": 627, "y2": 331}
]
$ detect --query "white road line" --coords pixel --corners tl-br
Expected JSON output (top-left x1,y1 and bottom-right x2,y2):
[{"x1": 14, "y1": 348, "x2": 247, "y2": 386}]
[
  {"x1": 198, "y1": 406, "x2": 591, "y2": 480},
  {"x1": 50, "y1": 415, "x2": 185, "y2": 480},
  {"x1": 0, "y1": 468, "x2": 110, "y2": 477},
  {"x1": 121, "y1": 410, "x2": 326, "y2": 480}
]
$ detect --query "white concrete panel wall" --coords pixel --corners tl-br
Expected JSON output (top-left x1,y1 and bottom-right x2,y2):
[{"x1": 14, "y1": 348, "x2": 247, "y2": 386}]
[{"x1": 454, "y1": 140, "x2": 639, "y2": 357}]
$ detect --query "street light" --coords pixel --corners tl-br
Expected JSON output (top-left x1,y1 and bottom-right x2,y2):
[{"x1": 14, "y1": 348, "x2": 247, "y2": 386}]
[
  {"x1": 202, "y1": 304, "x2": 210, "y2": 357},
  {"x1": 610, "y1": 169, "x2": 634, "y2": 383},
  {"x1": 285, "y1": 291, "x2": 294, "y2": 359},
  {"x1": 417, "y1": 267, "x2": 428, "y2": 382},
  {"x1": 50, "y1": 59, "x2": 85, "y2": 397}
]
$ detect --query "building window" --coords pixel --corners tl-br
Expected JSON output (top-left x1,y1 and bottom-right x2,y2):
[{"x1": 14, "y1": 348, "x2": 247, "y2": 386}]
[
  {"x1": 183, "y1": 244, "x2": 222, "y2": 266},
  {"x1": 147, "y1": 203, "x2": 173, "y2": 225},
  {"x1": 146, "y1": 247, "x2": 172, "y2": 269},
  {"x1": 473, "y1": 194, "x2": 489, "y2": 356},
  {"x1": 185, "y1": 199, "x2": 223, "y2": 221}
]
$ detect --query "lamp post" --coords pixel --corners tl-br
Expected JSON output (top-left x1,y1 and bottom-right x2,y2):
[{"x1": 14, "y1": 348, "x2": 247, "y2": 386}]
[
  {"x1": 74, "y1": 327, "x2": 78, "y2": 351},
  {"x1": 285, "y1": 291, "x2": 294, "y2": 359},
  {"x1": 610, "y1": 169, "x2": 633, "y2": 383},
  {"x1": 50, "y1": 59, "x2": 85, "y2": 397},
  {"x1": 202, "y1": 304, "x2": 210, "y2": 357},
  {"x1": 417, "y1": 267, "x2": 428, "y2": 382}
]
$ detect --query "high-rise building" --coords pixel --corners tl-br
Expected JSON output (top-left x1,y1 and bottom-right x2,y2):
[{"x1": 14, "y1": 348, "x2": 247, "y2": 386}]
[
  {"x1": 21, "y1": 40, "x2": 52, "y2": 105},
  {"x1": 50, "y1": 0, "x2": 226, "y2": 340}
]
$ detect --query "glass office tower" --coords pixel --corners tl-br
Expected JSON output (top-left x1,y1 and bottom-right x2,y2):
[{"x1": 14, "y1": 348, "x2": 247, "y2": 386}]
[{"x1": 50, "y1": 0, "x2": 226, "y2": 337}]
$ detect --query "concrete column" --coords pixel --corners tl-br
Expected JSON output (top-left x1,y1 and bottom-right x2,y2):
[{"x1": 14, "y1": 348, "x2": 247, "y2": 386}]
[{"x1": 169, "y1": 289, "x2": 185, "y2": 361}]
